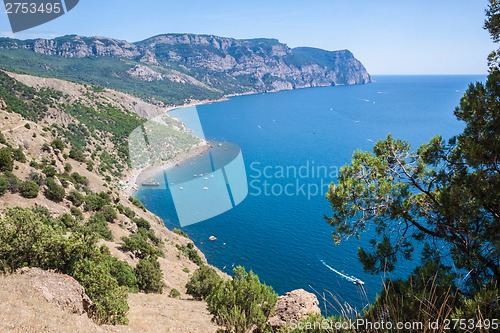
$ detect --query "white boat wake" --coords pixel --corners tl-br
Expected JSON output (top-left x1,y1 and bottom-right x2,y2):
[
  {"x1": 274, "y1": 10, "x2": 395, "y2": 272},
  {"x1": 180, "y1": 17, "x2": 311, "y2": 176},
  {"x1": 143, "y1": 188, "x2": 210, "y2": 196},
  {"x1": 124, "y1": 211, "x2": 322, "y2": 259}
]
[{"x1": 320, "y1": 260, "x2": 365, "y2": 285}]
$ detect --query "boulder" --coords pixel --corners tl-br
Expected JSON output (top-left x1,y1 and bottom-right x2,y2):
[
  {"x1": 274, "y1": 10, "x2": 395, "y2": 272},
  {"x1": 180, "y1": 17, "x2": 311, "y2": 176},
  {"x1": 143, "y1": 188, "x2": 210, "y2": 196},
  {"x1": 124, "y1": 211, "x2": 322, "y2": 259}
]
[
  {"x1": 17, "y1": 267, "x2": 92, "y2": 315},
  {"x1": 268, "y1": 289, "x2": 321, "y2": 328}
]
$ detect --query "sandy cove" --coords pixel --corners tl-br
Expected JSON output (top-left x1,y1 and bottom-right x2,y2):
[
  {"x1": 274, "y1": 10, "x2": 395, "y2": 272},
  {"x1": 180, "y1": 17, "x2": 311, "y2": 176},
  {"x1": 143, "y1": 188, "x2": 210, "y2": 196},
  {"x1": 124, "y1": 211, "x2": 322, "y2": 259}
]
[
  {"x1": 121, "y1": 142, "x2": 210, "y2": 198},
  {"x1": 120, "y1": 92, "x2": 255, "y2": 198}
]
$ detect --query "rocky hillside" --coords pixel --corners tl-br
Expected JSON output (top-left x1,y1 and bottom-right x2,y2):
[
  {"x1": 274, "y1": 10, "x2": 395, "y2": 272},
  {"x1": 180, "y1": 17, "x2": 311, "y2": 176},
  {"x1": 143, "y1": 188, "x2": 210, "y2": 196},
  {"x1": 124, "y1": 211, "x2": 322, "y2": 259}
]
[
  {"x1": 0, "y1": 71, "x2": 322, "y2": 333},
  {"x1": 0, "y1": 34, "x2": 371, "y2": 105},
  {"x1": 0, "y1": 72, "x2": 221, "y2": 332}
]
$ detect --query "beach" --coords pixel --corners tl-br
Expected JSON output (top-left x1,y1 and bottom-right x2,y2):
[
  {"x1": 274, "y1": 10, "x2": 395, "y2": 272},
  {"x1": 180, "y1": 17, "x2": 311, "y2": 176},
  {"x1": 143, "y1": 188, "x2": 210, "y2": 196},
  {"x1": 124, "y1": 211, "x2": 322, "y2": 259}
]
[
  {"x1": 122, "y1": 142, "x2": 210, "y2": 198},
  {"x1": 120, "y1": 89, "x2": 261, "y2": 198}
]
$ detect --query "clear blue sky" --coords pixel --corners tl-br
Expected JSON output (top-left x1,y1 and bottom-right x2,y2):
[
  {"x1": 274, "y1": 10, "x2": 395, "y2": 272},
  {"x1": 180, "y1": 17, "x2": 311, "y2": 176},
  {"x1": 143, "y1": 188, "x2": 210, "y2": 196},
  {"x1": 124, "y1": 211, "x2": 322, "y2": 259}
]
[{"x1": 0, "y1": 0, "x2": 495, "y2": 74}]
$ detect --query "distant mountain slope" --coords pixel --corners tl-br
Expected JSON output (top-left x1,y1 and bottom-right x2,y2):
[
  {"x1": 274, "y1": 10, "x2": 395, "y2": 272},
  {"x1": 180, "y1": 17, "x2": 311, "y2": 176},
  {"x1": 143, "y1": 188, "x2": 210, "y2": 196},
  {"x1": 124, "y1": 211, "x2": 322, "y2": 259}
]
[{"x1": 0, "y1": 34, "x2": 371, "y2": 105}]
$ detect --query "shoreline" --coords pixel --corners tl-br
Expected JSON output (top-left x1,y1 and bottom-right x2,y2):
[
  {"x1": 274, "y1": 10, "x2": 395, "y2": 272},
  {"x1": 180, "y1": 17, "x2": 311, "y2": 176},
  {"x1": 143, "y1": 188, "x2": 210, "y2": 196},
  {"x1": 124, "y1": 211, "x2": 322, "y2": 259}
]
[
  {"x1": 161, "y1": 90, "x2": 260, "y2": 114},
  {"x1": 122, "y1": 143, "x2": 210, "y2": 198},
  {"x1": 120, "y1": 82, "x2": 365, "y2": 198},
  {"x1": 120, "y1": 91, "x2": 245, "y2": 198}
]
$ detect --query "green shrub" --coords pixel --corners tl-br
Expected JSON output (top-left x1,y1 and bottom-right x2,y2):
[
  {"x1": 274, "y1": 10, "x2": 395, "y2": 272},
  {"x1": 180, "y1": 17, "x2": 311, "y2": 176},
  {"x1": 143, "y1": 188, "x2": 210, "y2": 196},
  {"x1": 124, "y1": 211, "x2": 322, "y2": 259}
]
[
  {"x1": 64, "y1": 162, "x2": 72, "y2": 173},
  {"x1": 69, "y1": 149, "x2": 86, "y2": 162},
  {"x1": 44, "y1": 177, "x2": 65, "y2": 202},
  {"x1": 24, "y1": 123, "x2": 30, "y2": 129},
  {"x1": 173, "y1": 228, "x2": 189, "y2": 238},
  {"x1": 29, "y1": 171, "x2": 43, "y2": 185},
  {"x1": 72, "y1": 258, "x2": 129, "y2": 325},
  {"x1": 120, "y1": 230, "x2": 162, "y2": 259},
  {"x1": 57, "y1": 213, "x2": 76, "y2": 229},
  {"x1": 135, "y1": 258, "x2": 164, "y2": 294},
  {"x1": 18, "y1": 180, "x2": 39, "y2": 198},
  {"x1": 129, "y1": 196, "x2": 146, "y2": 211},
  {"x1": 86, "y1": 160, "x2": 94, "y2": 171},
  {"x1": 87, "y1": 213, "x2": 113, "y2": 241},
  {"x1": 100, "y1": 205, "x2": 117, "y2": 223},
  {"x1": 0, "y1": 207, "x2": 96, "y2": 274},
  {"x1": 133, "y1": 217, "x2": 150, "y2": 230},
  {"x1": 0, "y1": 132, "x2": 6, "y2": 144},
  {"x1": 29, "y1": 159, "x2": 40, "y2": 169},
  {"x1": 70, "y1": 172, "x2": 89, "y2": 187},
  {"x1": 85, "y1": 192, "x2": 111, "y2": 211},
  {"x1": 206, "y1": 266, "x2": 278, "y2": 333},
  {"x1": 176, "y1": 243, "x2": 203, "y2": 266},
  {"x1": 362, "y1": 261, "x2": 462, "y2": 330},
  {"x1": 147, "y1": 230, "x2": 162, "y2": 247},
  {"x1": 186, "y1": 265, "x2": 223, "y2": 300},
  {"x1": 169, "y1": 288, "x2": 181, "y2": 298},
  {"x1": 51, "y1": 138, "x2": 65, "y2": 151},
  {"x1": 3, "y1": 172, "x2": 19, "y2": 193},
  {"x1": 0, "y1": 174, "x2": 10, "y2": 196},
  {"x1": 67, "y1": 190, "x2": 84, "y2": 207},
  {"x1": 0, "y1": 147, "x2": 13, "y2": 172},
  {"x1": 42, "y1": 165, "x2": 57, "y2": 177},
  {"x1": 116, "y1": 204, "x2": 136, "y2": 219},
  {"x1": 183, "y1": 267, "x2": 190, "y2": 273},
  {"x1": 107, "y1": 257, "x2": 138, "y2": 292},
  {"x1": 12, "y1": 146, "x2": 26, "y2": 163},
  {"x1": 0, "y1": 207, "x2": 134, "y2": 325},
  {"x1": 70, "y1": 206, "x2": 83, "y2": 220}
]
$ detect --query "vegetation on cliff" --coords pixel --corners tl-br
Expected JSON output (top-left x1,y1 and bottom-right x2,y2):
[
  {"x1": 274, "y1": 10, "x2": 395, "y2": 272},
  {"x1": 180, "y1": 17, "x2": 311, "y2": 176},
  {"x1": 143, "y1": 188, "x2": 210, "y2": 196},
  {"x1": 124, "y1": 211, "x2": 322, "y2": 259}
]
[
  {"x1": 0, "y1": 33, "x2": 370, "y2": 106},
  {"x1": 323, "y1": 0, "x2": 500, "y2": 328}
]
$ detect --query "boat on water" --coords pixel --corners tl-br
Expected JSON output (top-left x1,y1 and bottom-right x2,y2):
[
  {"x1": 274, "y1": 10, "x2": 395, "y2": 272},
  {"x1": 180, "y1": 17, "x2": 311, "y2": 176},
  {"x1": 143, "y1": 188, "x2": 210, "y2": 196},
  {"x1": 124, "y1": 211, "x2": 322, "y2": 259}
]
[
  {"x1": 141, "y1": 180, "x2": 160, "y2": 187},
  {"x1": 353, "y1": 279, "x2": 365, "y2": 285}
]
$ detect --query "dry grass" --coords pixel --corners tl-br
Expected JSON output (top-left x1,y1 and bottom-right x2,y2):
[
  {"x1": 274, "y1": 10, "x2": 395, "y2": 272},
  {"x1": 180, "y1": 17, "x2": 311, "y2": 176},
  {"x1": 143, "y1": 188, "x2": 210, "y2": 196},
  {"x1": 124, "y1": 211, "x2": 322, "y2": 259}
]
[
  {"x1": 127, "y1": 293, "x2": 219, "y2": 333},
  {"x1": 0, "y1": 273, "x2": 131, "y2": 333}
]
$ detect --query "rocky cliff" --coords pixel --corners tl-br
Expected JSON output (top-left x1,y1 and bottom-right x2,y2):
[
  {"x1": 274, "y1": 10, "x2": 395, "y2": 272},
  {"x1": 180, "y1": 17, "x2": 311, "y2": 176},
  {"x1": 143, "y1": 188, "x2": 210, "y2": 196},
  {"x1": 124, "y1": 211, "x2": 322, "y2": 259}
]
[{"x1": 0, "y1": 34, "x2": 371, "y2": 104}]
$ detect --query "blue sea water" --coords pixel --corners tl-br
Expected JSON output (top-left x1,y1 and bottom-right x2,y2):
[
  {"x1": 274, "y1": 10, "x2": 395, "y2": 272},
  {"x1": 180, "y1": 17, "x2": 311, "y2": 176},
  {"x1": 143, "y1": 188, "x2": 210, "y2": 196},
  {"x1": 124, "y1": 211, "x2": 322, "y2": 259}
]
[{"x1": 136, "y1": 75, "x2": 485, "y2": 314}]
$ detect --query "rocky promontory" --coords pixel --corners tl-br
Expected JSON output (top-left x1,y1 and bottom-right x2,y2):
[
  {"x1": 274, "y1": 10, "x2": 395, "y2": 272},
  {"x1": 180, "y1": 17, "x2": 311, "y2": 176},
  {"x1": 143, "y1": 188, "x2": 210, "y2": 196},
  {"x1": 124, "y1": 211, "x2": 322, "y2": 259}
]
[{"x1": 0, "y1": 34, "x2": 371, "y2": 104}]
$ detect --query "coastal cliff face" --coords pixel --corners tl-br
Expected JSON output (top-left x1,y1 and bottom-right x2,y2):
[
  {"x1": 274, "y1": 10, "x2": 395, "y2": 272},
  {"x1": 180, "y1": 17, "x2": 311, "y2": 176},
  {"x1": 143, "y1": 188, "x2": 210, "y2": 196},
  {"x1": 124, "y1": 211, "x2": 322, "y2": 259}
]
[
  {"x1": 0, "y1": 34, "x2": 371, "y2": 104},
  {"x1": 134, "y1": 34, "x2": 371, "y2": 91}
]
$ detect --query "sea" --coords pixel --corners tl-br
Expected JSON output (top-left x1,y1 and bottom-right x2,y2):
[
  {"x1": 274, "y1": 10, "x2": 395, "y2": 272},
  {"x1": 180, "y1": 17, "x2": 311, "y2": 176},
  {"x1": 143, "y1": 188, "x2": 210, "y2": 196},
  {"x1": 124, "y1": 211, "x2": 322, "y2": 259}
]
[{"x1": 135, "y1": 75, "x2": 486, "y2": 314}]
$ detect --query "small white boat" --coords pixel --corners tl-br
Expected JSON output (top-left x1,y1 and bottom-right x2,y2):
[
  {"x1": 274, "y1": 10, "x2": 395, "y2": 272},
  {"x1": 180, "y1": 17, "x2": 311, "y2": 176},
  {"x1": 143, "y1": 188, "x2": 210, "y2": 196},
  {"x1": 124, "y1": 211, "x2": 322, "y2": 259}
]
[
  {"x1": 179, "y1": 187, "x2": 184, "y2": 190},
  {"x1": 204, "y1": 177, "x2": 208, "y2": 180},
  {"x1": 203, "y1": 187, "x2": 209, "y2": 190},
  {"x1": 353, "y1": 279, "x2": 365, "y2": 286}
]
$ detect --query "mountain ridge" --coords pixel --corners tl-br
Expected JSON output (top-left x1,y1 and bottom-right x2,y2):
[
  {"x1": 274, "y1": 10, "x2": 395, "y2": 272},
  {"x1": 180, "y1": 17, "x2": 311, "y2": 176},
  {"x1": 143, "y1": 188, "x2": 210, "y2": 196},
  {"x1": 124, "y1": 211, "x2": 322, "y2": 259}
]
[{"x1": 0, "y1": 33, "x2": 371, "y2": 106}]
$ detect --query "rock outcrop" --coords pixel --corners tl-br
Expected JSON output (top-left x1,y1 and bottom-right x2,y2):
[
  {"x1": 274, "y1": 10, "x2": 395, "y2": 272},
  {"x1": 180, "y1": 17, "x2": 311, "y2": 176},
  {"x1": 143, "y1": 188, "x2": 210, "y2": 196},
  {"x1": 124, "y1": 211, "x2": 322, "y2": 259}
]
[
  {"x1": 0, "y1": 33, "x2": 371, "y2": 98},
  {"x1": 17, "y1": 267, "x2": 92, "y2": 315},
  {"x1": 268, "y1": 289, "x2": 322, "y2": 328}
]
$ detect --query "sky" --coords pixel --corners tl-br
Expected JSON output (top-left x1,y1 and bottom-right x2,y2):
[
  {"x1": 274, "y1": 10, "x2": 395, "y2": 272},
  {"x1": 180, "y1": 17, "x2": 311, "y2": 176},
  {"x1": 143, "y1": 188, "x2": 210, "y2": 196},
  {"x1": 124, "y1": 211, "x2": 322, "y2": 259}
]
[{"x1": 0, "y1": 0, "x2": 495, "y2": 74}]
